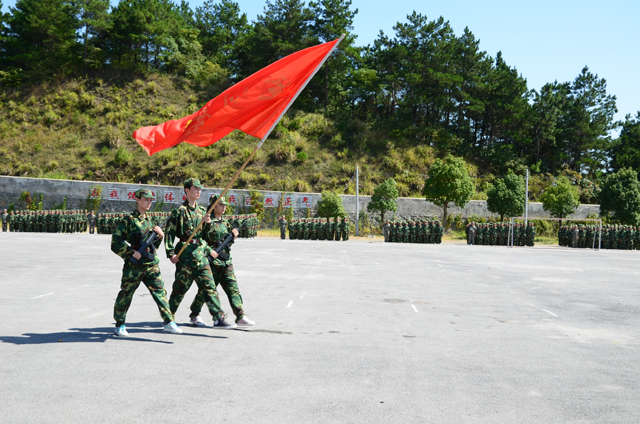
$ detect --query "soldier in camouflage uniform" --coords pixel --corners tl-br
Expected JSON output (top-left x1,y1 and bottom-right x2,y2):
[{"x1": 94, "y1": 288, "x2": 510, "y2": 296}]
[
  {"x1": 7, "y1": 211, "x2": 14, "y2": 232},
  {"x1": 190, "y1": 195, "x2": 255, "y2": 326},
  {"x1": 279, "y1": 216, "x2": 287, "y2": 239},
  {"x1": 289, "y1": 218, "x2": 296, "y2": 240},
  {"x1": 111, "y1": 188, "x2": 181, "y2": 337},
  {"x1": 434, "y1": 221, "x2": 443, "y2": 243},
  {"x1": 88, "y1": 211, "x2": 96, "y2": 234},
  {"x1": 1, "y1": 209, "x2": 7, "y2": 232},
  {"x1": 467, "y1": 221, "x2": 476, "y2": 245},
  {"x1": 341, "y1": 217, "x2": 349, "y2": 241},
  {"x1": 526, "y1": 222, "x2": 536, "y2": 246},
  {"x1": 165, "y1": 178, "x2": 236, "y2": 329},
  {"x1": 309, "y1": 218, "x2": 316, "y2": 240}
]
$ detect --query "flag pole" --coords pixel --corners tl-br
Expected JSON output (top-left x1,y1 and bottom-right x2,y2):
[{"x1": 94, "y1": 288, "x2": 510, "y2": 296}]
[{"x1": 175, "y1": 35, "x2": 345, "y2": 259}]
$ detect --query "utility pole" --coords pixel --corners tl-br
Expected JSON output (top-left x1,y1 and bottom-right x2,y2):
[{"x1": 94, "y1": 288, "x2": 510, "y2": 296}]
[
  {"x1": 355, "y1": 165, "x2": 359, "y2": 237},
  {"x1": 525, "y1": 168, "x2": 529, "y2": 225}
]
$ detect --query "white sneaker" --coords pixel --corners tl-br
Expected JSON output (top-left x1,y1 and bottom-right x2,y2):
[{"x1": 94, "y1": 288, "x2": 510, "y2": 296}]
[
  {"x1": 163, "y1": 322, "x2": 183, "y2": 334},
  {"x1": 213, "y1": 316, "x2": 237, "y2": 329},
  {"x1": 190, "y1": 316, "x2": 207, "y2": 327},
  {"x1": 237, "y1": 316, "x2": 255, "y2": 326},
  {"x1": 114, "y1": 325, "x2": 129, "y2": 337}
]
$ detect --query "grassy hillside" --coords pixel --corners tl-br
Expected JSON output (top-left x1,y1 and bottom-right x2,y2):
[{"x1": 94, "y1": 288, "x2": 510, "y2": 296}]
[{"x1": 0, "y1": 73, "x2": 485, "y2": 198}]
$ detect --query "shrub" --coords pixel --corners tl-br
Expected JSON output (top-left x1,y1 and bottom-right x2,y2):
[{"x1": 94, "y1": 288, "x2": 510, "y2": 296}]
[
  {"x1": 272, "y1": 143, "x2": 296, "y2": 162},
  {"x1": 114, "y1": 146, "x2": 133, "y2": 166}
]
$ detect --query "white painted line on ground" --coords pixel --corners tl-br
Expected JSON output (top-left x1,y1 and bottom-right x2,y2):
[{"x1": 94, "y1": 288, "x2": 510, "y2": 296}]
[
  {"x1": 542, "y1": 309, "x2": 558, "y2": 317},
  {"x1": 32, "y1": 292, "x2": 55, "y2": 299},
  {"x1": 287, "y1": 301, "x2": 293, "y2": 308},
  {"x1": 411, "y1": 305, "x2": 418, "y2": 312},
  {"x1": 300, "y1": 292, "x2": 306, "y2": 299}
]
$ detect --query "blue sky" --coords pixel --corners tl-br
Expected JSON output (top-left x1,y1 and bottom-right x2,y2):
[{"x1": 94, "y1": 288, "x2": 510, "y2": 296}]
[{"x1": 2, "y1": 0, "x2": 638, "y2": 125}]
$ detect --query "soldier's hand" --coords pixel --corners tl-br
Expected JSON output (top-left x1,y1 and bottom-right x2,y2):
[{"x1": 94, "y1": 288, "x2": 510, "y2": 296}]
[
  {"x1": 153, "y1": 226, "x2": 164, "y2": 239},
  {"x1": 170, "y1": 255, "x2": 179, "y2": 264},
  {"x1": 232, "y1": 228, "x2": 239, "y2": 239},
  {"x1": 132, "y1": 251, "x2": 142, "y2": 260},
  {"x1": 210, "y1": 251, "x2": 219, "y2": 259},
  {"x1": 204, "y1": 214, "x2": 212, "y2": 224}
]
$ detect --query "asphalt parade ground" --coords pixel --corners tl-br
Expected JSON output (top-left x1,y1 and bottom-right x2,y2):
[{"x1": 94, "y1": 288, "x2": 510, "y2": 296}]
[{"x1": 1, "y1": 233, "x2": 639, "y2": 423}]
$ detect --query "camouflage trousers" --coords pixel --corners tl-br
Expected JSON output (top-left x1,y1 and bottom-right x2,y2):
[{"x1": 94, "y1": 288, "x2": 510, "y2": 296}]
[
  {"x1": 191, "y1": 263, "x2": 245, "y2": 322},
  {"x1": 2, "y1": 223, "x2": 6, "y2": 232},
  {"x1": 169, "y1": 263, "x2": 224, "y2": 321},
  {"x1": 280, "y1": 228, "x2": 286, "y2": 239},
  {"x1": 114, "y1": 264, "x2": 173, "y2": 327}
]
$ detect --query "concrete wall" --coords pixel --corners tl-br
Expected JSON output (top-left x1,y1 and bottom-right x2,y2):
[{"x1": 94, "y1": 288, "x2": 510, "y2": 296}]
[{"x1": 0, "y1": 175, "x2": 600, "y2": 221}]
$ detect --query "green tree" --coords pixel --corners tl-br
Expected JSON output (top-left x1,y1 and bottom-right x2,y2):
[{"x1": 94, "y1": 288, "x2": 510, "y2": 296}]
[
  {"x1": 367, "y1": 178, "x2": 398, "y2": 228},
  {"x1": 236, "y1": 0, "x2": 316, "y2": 80},
  {"x1": 529, "y1": 82, "x2": 566, "y2": 173},
  {"x1": 486, "y1": 170, "x2": 525, "y2": 222},
  {"x1": 74, "y1": 0, "x2": 111, "y2": 71},
  {"x1": 309, "y1": 0, "x2": 358, "y2": 109},
  {"x1": 249, "y1": 189, "x2": 265, "y2": 222},
  {"x1": 4, "y1": 0, "x2": 79, "y2": 76},
  {"x1": 422, "y1": 155, "x2": 475, "y2": 227},
  {"x1": 538, "y1": 176, "x2": 580, "y2": 222},
  {"x1": 316, "y1": 191, "x2": 347, "y2": 218},
  {"x1": 195, "y1": 0, "x2": 250, "y2": 75},
  {"x1": 599, "y1": 168, "x2": 640, "y2": 226},
  {"x1": 609, "y1": 112, "x2": 640, "y2": 173},
  {"x1": 160, "y1": 27, "x2": 228, "y2": 85},
  {"x1": 108, "y1": 0, "x2": 190, "y2": 71},
  {"x1": 556, "y1": 67, "x2": 618, "y2": 175}
]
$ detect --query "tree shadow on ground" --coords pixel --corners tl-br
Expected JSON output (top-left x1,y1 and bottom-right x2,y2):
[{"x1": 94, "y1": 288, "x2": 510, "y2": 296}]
[{"x1": 0, "y1": 321, "x2": 228, "y2": 345}]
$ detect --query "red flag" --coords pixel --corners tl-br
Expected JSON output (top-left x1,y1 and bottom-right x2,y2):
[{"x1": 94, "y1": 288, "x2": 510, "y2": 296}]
[{"x1": 133, "y1": 38, "x2": 341, "y2": 156}]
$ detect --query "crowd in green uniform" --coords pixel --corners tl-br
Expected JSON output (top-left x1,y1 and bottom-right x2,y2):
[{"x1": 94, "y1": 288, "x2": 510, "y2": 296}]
[
  {"x1": 558, "y1": 224, "x2": 640, "y2": 250},
  {"x1": 287, "y1": 217, "x2": 350, "y2": 241},
  {"x1": 225, "y1": 214, "x2": 259, "y2": 238},
  {"x1": 6, "y1": 210, "x2": 90, "y2": 233},
  {"x1": 97, "y1": 212, "x2": 259, "y2": 237},
  {"x1": 384, "y1": 219, "x2": 443, "y2": 244},
  {"x1": 97, "y1": 212, "x2": 171, "y2": 234},
  {"x1": 465, "y1": 222, "x2": 536, "y2": 246}
]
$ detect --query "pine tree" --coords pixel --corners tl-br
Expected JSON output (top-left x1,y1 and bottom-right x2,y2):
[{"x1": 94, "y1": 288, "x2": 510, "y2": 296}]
[{"x1": 4, "y1": 0, "x2": 79, "y2": 76}]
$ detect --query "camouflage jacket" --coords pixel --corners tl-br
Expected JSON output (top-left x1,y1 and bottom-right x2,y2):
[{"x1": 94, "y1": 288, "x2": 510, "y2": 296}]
[
  {"x1": 203, "y1": 216, "x2": 234, "y2": 267},
  {"x1": 111, "y1": 209, "x2": 161, "y2": 266},
  {"x1": 165, "y1": 201, "x2": 212, "y2": 269}
]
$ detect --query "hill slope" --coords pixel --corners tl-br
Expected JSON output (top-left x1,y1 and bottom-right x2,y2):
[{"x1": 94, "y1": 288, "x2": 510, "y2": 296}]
[{"x1": 0, "y1": 73, "x2": 485, "y2": 198}]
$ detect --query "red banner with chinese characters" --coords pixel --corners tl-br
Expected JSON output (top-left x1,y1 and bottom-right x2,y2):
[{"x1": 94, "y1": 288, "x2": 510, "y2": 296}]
[{"x1": 133, "y1": 38, "x2": 341, "y2": 156}]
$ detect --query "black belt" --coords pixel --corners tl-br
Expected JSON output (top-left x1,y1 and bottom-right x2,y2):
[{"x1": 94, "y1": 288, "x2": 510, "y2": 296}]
[{"x1": 179, "y1": 238, "x2": 201, "y2": 245}]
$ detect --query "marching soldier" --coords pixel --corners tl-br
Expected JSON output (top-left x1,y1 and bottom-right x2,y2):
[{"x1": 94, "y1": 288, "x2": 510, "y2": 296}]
[
  {"x1": 165, "y1": 178, "x2": 236, "y2": 329},
  {"x1": 111, "y1": 188, "x2": 181, "y2": 337},
  {"x1": 189, "y1": 195, "x2": 255, "y2": 327}
]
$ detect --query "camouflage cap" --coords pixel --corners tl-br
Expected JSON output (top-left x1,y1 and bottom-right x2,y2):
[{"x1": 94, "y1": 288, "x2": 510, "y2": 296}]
[
  {"x1": 209, "y1": 194, "x2": 230, "y2": 206},
  {"x1": 135, "y1": 188, "x2": 154, "y2": 199},
  {"x1": 183, "y1": 178, "x2": 203, "y2": 189}
]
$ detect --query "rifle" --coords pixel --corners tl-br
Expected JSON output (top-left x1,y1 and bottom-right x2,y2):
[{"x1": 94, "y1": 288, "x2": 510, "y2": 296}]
[
  {"x1": 130, "y1": 216, "x2": 171, "y2": 265},
  {"x1": 209, "y1": 218, "x2": 248, "y2": 264}
]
